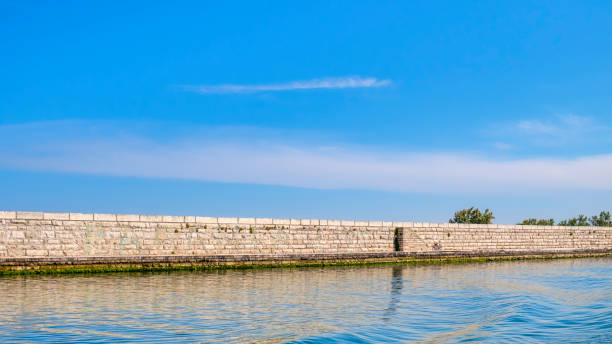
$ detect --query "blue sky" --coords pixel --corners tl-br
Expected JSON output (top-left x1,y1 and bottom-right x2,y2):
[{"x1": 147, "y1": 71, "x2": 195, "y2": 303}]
[{"x1": 1, "y1": 1, "x2": 611, "y2": 223}]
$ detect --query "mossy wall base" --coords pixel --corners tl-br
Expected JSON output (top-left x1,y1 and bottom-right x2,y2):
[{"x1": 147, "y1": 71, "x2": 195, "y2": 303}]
[{"x1": 1, "y1": 250, "x2": 610, "y2": 275}]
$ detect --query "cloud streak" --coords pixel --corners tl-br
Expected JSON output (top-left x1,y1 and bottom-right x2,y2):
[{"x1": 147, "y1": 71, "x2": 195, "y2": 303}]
[
  {"x1": 516, "y1": 114, "x2": 598, "y2": 136},
  {"x1": 486, "y1": 114, "x2": 612, "y2": 150},
  {"x1": 180, "y1": 76, "x2": 391, "y2": 94},
  {"x1": 1, "y1": 121, "x2": 611, "y2": 194}
]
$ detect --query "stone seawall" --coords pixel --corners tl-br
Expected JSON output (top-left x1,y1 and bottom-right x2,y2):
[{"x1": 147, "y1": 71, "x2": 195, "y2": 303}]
[
  {"x1": 399, "y1": 224, "x2": 612, "y2": 252},
  {"x1": 1, "y1": 211, "x2": 611, "y2": 273}
]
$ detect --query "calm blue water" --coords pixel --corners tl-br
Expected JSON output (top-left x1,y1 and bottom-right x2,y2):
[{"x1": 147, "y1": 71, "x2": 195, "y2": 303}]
[{"x1": 0, "y1": 258, "x2": 610, "y2": 343}]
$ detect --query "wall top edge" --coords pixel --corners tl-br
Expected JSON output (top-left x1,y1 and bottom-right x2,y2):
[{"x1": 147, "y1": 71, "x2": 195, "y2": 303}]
[{"x1": 2, "y1": 211, "x2": 612, "y2": 230}]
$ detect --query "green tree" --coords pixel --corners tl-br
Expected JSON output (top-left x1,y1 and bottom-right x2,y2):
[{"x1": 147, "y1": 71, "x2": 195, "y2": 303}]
[
  {"x1": 449, "y1": 207, "x2": 494, "y2": 224},
  {"x1": 558, "y1": 215, "x2": 589, "y2": 226},
  {"x1": 589, "y1": 211, "x2": 611, "y2": 227},
  {"x1": 518, "y1": 218, "x2": 555, "y2": 226}
]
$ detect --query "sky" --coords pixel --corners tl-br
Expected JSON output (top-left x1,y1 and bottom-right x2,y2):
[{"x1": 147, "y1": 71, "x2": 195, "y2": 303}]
[{"x1": 1, "y1": 1, "x2": 611, "y2": 224}]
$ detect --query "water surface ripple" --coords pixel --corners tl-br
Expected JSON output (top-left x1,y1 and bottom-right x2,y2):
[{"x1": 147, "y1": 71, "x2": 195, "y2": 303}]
[{"x1": 0, "y1": 258, "x2": 610, "y2": 343}]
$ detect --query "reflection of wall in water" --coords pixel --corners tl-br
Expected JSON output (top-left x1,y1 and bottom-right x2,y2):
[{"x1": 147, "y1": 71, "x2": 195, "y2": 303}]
[{"x1": 383, "y1": 265, "x2": 404, "y2": 321}]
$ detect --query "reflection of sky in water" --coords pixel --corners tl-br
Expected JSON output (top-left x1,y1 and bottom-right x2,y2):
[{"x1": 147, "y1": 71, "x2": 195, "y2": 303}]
[{"x1": 0, "y1": 258, "x2": 610, "y2": 343}]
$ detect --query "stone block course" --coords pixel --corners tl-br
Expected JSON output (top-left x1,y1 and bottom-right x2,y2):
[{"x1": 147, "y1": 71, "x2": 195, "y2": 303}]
[
  {"x1": 93, "y1": 213, "x2": 116, "y2": 221},
  {"x1": 69, "y1": 213, "x2": 93, "y2": 221},
  {"x1": 43, "y1": 212, "x2": 70, "y2": 220},
  {"x1": 238, "y1": 218, "x2": 256, "y2": 224},
  {"x1": 273, "y1": 219, "x2": 291, "y2": 225},
  {"x1": 196, "y1": 216, "x2": 217, "y2": 223},
  {"x1": 117, "y1": 214, "x2": 139, "y2": 222},
  {"x1": 162, "y1": 215, "x2": 184, "y2": 223},
  {"x1": 140, "y1": 215, "x2": 163, "y2": 222},
  {"x1": 218, "y1": 217, "x2": 238, "y2": 224},
  {"x1": 0, "y1": 211, "x2": 16, "y2": 219},
  {"x1": 17, "y1": 212, "x2": 43, "y2": 220}
]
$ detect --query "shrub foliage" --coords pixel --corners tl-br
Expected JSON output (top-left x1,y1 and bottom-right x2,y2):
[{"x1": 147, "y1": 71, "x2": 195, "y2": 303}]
[
  {"x1": 518, "y1": 218, "x2": 555, "y2": 226},
  {"x1": 589, "y1": 211, "x2": 612, "y2": 227},
  {"x1": 517, "y1": 210, "x2": 611, "y2": 227},
  {"x1": 557, "y1": 215, "x2": 590, "y2": 226},
  {"x1": 449, "y1": 207, "x2": 494, "y2": 224}
]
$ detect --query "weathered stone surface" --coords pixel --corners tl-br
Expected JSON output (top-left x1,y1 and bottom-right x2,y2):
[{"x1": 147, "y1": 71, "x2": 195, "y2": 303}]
[
  {"x1": 238, "y1": 218, "x2": 256, "y2": 225},
  {"x1": 140, "y1": 215, "x2": 163, "y2": 222},
  {"x1": 93, "y1": 213, "x2": 116, "y2": 221},
  {"x1": 44, "y1": 212, "x2": 70, "y2": 220},
  {"x1": 195, "y1": 216, "x2": 217, "y2": 223},
  {"x1": 255, "y1": 218, "x2": 273, "y2": 225},
  {"x1": 273, "y1": 219, "x2": 290, "y2": 225},
  {"x1": 70, "y1": 213, "x2": 93, "y2": 221},
  {"x1": 218, "y1": 217, "x2": 238, "y2": 224},
  {"x1": 162, "y1": 215, "x2": 184, "y2": 223},
  {"x1": 116, "y1": 214, "x2": 139, "y2": 222},
  {"x1": 0, "y1": 211, "x2": 16, "y2": 219},
  {"x1": 16, "y1": 212, "x2": 43, "y2": 220}
]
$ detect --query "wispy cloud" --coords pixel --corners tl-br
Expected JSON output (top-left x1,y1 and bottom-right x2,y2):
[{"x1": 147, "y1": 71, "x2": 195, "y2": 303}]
[
  {"x1": 180, "y1": 76, "x2": 392, "y2": 94},
  {"x1": 516, "y1": 119, "x2": 560, "y2": 135},
  {"x1": 515, "y1": 114, "x2": 599, "y2": 136},
  {"x1": 487, "y1": 114, "x2": 611, "y2": 150},
  {"x1": 1, "y1": 121, "x2": 611, "y2": 194}
]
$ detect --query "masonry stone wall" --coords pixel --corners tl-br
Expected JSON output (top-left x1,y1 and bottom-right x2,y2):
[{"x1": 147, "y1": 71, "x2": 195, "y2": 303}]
[
  {"x1": 0, "y1": 212, "x2": 394, "y2": 257},
  {"x1": 399, "y1": 223, "x2": 612, "y2": 252},
  {"x1": 0, "y1": 211, "x2": 610, "y2": 258}
]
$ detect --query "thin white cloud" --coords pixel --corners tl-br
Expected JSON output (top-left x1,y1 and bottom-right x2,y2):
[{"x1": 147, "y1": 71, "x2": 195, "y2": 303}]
[
  {"x1": 516, "y1": 120, "x2": 559, "y2": 135},
  {"x1": 515, "y1": 114, "x2": 600, "y2": 136},
  {"x1": 486, "y1": 114, "x2": 611, "y2": 149},
  {"x1": 180, "y1": 76, "x2": 392, "y2": 94},
  {"x1": 1, "y1": 121, "x2": 611, "y2": 195}
]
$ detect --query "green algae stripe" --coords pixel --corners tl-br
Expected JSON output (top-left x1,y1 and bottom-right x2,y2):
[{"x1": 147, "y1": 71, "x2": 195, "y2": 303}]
[{"x1": 1, "y1": 252, "x2": 610, "y2": 276}]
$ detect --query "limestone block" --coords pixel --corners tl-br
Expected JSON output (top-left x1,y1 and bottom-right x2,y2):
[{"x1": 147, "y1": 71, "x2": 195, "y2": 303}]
[
  {"x1": 11, "y1": 231, "x2": 25, "y2": 239},
  {"x1": 253, "y1": 218, "x2": 271, "y2": 225},
  {"x1": 69, "y1": 213, "x2": 93, "y2": 221},
  {"x1": 26, "y1": 249, "x2": 47, "y2": 256},
  {"x1": 93, "y1": 213, "x2": 116, "y2": 221},
  {"x1": 162, "y1": 215, "x2": 185, "y2": 223},
  {"x1": 140, "y1": 215, "x2": 163, "y2": 222},
  {"x1": 116, "y1": 214, "x2": 139, "y2": 222},
  {"x1": 218, "y1": 217, "x2": 239, "y2": 224},
  {"x1": 16, "y1": 212, "x2": 43, "y2": 220},
  {"x1": 273, "y1": 218, "x2": 291, "y2": 225},
  {"x1": 238, "y1": 218, "x2": 256, "y2": 224},
  {"x1": 0, "y1": 211, "x2": 16, "y2": 219},
  {"x1": 42, "y1": 212, "x2": 70, "y2": 220}
]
